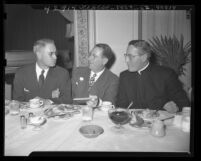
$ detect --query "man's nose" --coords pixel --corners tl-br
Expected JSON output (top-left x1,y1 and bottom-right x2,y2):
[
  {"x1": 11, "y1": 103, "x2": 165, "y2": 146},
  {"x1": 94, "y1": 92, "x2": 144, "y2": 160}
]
[
  {"x1": 125, "y1": 56, "x2": 130, "y2": 62},
  {"x1": 52, "y1": 54, "x2": 57, "y2": 60}
]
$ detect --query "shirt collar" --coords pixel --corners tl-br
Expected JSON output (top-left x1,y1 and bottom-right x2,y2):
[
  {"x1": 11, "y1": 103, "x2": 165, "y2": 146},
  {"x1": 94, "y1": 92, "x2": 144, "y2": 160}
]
[
  {"x1": 35, "y1": 63, "x2": 49, "y2": 79},
  {"x1": 90, "y1": 68, "x2": 105, "y2": 79},
  {"x1": 138, "y1": 62, "x2": 149, "y2": 75}
]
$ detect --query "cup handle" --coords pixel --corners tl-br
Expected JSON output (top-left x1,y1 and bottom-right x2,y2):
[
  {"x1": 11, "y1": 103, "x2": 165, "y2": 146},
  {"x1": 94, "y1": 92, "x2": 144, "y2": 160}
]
[
  {"x1": 39, "y1": 100, "x2": 44, "y2": 106},
  {"x1": 111, "y1": 105, "x2": 115, "y2": 109},
  {"x1": 130, "y1": 110, "x2": 135, "y2": 116}
]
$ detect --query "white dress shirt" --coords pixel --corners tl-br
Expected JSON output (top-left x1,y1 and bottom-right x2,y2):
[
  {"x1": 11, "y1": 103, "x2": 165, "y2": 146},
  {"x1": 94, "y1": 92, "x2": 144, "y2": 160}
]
[
  {"x1": 35, "y1": 63, "x2": 49, "y2": 81},
  {"x1": 89, "y1": 68, "x2": 107, "y2": 106},
  {"x1": 90, "y1": 68, "x2": 105, "y2": 82}
]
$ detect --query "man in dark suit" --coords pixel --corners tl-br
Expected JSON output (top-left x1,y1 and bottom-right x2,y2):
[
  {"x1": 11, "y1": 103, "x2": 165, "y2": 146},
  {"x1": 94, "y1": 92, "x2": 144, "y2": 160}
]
[
  {"x1": 13, "y1": 39, "x2": 72, "y2": 104},
  {"x1": 72, "y1": 43, "x2": 119, "y2": 105},
  {"x1": 116, "y1": 40, "x2": 190, "y2": 113}
]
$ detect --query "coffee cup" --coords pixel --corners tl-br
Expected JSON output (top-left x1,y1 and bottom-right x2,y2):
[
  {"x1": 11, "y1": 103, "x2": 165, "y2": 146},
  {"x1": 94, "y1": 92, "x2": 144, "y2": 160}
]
[
  {"x1": 101, "y1": 101, "x2": 115, "y2": 112},
  {"x1": 29, "y1": 98, "x2": 43, "y2": 108}
]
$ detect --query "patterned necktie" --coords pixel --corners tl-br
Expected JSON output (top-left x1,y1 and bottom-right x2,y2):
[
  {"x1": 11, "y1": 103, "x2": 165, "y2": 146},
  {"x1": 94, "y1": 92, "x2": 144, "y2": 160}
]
[
  {"x1": 39, "y1": 70, "x2": 45, "y2": 88},
  {"x1": 89, "y1": 73, "x2": 97, "y2": 88}
]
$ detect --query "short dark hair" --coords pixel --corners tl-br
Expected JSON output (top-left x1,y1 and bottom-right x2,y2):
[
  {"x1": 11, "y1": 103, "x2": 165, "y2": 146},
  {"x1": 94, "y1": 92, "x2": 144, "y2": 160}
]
[
  {"x1": 33, "y1": 39, "x2": 55, "y2": 53},
  {"x1": 95, "y1": 43, "x2": 114, "y2": 61},
  {"x1": 128, "y1": 40, "x2": 152, "y2": 59}
]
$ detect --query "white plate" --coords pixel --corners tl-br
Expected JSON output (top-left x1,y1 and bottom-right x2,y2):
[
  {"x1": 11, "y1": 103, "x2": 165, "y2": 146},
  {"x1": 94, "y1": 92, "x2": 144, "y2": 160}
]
[{"x1": 73, "y1": 97, "x2": 91, "y2": 101}]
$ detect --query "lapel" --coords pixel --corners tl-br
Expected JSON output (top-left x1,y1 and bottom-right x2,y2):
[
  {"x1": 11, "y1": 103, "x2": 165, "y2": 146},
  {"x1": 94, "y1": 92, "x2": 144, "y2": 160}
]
[
  {"x1": 43, "y1": 67, "x2": 54, "y2": 89},
  {"x1": 91, "y1": 68, "x2": 107, "y2": 90},
  {"x1": 30, "y1": 64, "x2": 40, "y2": 89},
  {"x1": 84, "y1": 68, "x2": 91, "y2": 90}
]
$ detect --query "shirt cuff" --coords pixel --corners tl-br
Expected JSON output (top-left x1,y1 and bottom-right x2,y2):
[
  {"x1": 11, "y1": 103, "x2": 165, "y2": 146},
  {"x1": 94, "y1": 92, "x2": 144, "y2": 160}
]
[{"x1": 98, "y1": 98, "x2": 103, "y2": 106}]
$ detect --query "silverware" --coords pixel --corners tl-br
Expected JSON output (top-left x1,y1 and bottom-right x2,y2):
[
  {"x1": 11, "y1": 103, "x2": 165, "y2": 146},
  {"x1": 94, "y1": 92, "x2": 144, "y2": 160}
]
[
  {"x1": 127, "y1": 101, "x2": 133, "y2": 110},
  {"x1": 160, "y1": 116, "x2": 175, "y2": 121}
]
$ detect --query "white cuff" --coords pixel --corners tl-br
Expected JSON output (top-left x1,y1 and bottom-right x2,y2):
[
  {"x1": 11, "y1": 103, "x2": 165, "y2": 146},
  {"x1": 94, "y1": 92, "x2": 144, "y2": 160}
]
[{"x1": 98, "y1": 98, "x2": 103, "y2": 106}]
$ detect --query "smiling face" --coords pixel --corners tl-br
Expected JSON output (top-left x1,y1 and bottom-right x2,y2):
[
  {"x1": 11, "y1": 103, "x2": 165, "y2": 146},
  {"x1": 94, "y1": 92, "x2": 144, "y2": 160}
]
[
  {"x1": 36, "y1": 43, "x2": 57, "y2": 69},
  {"x1": 88, "y1": 47, "x2": 108, "y2": 73},
  {"x1": 125, "y1": 45, "x2": 148, "y2": 72}
]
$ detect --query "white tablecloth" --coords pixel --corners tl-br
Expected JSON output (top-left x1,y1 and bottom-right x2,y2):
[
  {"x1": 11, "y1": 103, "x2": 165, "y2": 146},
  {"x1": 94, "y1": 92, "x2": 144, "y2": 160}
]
[{"x1": 4, "y1": 109, "x2": 190, "y2": 156}]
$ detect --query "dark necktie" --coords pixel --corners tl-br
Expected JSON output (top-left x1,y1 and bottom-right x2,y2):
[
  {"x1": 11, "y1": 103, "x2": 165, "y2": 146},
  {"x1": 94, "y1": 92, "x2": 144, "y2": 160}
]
[
  {"x1": 89, "y1": 73, "x2": 97, "y2": 88},
  {"x1": 39, "y1": 70, "x2": 45, "y2": 88}
]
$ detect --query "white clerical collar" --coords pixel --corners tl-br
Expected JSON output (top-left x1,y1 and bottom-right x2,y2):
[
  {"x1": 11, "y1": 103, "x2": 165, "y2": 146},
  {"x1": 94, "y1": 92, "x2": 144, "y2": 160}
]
[
  {"x1": 90, "y1": 68, "x2": 105, "y2": 82},
  {"x1": 35, "y1": 63, "x2": 49, "y2": 80},
  {"x1": 138, "y1": 62, "x2": 149, "y2": 75}
]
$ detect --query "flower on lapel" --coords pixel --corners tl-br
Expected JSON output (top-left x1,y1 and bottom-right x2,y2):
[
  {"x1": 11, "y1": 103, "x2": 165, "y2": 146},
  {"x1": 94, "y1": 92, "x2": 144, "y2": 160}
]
[
  {"x1": 52, "y1": 88, "x2": 60, "y2": 98},
  {"x1": 79, "y1": 77, "x2": 84, "y2": 81}
]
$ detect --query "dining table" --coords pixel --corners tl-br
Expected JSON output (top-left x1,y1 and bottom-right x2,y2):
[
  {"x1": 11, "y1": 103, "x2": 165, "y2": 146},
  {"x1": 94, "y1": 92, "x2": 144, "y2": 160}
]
[{"x1": 4, "y1": 104, "x2": 191, "y2": 156}]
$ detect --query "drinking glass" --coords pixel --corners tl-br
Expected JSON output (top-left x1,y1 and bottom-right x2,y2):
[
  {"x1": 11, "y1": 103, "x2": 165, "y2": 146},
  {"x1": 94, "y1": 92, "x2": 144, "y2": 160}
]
[
  {"x1": 82, "y1": 106, "x2": 93, "y2": 121},
  {"x1": 9, "y1": 100, "x2": 20, "y2": 115},
  {"x1": 108, "y1": 108, "x2": 131, "y2": 132}
]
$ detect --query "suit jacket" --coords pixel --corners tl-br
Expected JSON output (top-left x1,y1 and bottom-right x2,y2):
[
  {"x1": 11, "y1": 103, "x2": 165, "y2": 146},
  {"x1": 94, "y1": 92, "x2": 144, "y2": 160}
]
[
  {"x1": 13, "y1": 63, "x2": 72, "y2": 104},
  {"x1": 116, "y1": 63, "x2": 190, "y2": 111},
  {"x1": 72, "y1": 67, "x2": 119, "y2": 105}
]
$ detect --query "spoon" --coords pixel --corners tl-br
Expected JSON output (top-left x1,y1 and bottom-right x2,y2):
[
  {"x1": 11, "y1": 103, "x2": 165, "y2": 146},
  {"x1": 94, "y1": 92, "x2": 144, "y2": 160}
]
[{"x1": 127, "y1": 101, "x2": 133, "y2": 110}]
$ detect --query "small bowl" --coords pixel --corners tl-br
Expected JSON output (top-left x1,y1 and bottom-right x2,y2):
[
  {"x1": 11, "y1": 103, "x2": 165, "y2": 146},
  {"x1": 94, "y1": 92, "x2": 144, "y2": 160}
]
[{"x1": 79, "y1": 125, "x2": 104, "y2": 138}]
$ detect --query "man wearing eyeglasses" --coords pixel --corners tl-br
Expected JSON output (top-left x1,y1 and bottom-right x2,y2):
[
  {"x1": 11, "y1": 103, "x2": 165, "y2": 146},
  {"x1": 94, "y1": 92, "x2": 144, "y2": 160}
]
[
  {"x1": 13, "y1": 39, "x2": 72, "y2": 104},
  {"x1": 116, "y1": 40, "x2": 190, "y2": 113},
  {"x1": 72, "y1": 43, "x2": 119, "y2": 106}
]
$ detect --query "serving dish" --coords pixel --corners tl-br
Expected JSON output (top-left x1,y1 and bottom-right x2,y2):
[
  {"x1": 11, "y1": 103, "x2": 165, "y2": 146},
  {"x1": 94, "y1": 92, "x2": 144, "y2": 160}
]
[
  {"x1": 79, "y1": 125, "x2": 104, "y2": 138},
  {"x1": 129, "y1": 109, "x2": 175, "y2": 129},
  {"x1": 43, "y1": 104, "x2": 81, "y2": 118}
]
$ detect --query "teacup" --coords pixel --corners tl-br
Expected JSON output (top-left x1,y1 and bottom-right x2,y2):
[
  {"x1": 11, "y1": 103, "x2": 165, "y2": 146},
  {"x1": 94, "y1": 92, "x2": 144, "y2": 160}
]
[
  {"x1": 101, "y1": 101, "x2": 115, "y2": 112},
  {"x1": 29, "y1": 98, "x2": 43, "y2": 108}
]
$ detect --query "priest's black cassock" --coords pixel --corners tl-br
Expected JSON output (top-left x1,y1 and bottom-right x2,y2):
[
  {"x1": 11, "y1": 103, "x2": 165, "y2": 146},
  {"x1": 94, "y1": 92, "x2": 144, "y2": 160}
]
[{"x1": 116, "y1": 63, "x2": 190, "y2": 111}]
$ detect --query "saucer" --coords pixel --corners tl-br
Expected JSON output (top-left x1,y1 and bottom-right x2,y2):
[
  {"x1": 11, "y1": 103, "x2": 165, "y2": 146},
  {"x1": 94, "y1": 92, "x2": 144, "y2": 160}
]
[{"x1": 28, "y1": 116, "x2": 47, "y2": 126}]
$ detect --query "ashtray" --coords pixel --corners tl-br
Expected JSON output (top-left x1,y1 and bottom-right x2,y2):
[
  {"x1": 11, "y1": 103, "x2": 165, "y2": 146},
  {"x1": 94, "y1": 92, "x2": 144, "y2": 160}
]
[{"x1": 79, "y1": 125, "x2": 104, "y2": 138}]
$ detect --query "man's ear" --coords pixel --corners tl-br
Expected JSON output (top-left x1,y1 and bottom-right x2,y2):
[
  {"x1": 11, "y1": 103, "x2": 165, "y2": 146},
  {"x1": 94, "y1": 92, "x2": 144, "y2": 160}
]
[
  {"x1": 36, "y1": 49, "x2": 43, "y2": 60},
  {"x1": 141, "y1": 54, "x2": 148, "y2": 62},
  {"x1": 103, "y1": 57, "x2": 109, "y2": 66}
]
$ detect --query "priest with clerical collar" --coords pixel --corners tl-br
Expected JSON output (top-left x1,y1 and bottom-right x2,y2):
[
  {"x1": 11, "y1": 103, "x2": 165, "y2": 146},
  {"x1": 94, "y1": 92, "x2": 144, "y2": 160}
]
[{"x1": 116, "y1": 40, "x2": 190, "y2": 113}]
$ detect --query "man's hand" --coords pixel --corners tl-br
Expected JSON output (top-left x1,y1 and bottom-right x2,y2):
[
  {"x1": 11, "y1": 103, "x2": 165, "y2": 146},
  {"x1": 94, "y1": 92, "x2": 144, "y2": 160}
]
[
  {"x1": 163, "y1": 101, "x2": 179, "y2": 114},
  {"x1": 87, "y1": 95, "x2": 99, "y2": 107},
  {"x1": 52, "y1": 88, "x2": 60, "y2": 98}
]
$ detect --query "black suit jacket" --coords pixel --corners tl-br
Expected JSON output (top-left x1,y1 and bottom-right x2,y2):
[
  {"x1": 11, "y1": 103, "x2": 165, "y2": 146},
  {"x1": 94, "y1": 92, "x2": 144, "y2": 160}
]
[
  {"x1": 116, "y1": 63, "x2": 190, "y2": 111},
  {"x1": 13, "y1": 63, "x2": 72, "y2": 104}
]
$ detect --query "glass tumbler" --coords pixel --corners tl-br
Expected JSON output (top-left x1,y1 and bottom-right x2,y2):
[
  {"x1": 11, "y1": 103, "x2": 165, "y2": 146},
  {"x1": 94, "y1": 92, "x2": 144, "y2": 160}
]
[
  {"x1": 150, "y1": 120, "x2": 166, "y2": 137},
  {"x1": 82, "y1": 106, "x2": 93, "y2": 121},
  {"x1": 20, "y1": 115, "x2": 27, "y2": 129},
  {"x1": 10, "y1": 100, "x2": 20, "y2": 115}
]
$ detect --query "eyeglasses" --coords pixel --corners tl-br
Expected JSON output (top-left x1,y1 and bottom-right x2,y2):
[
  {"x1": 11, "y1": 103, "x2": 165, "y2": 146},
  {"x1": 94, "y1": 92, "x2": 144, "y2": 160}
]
[
  {"x1": 124, "y1": 53, "x2": 140, "y2": 60},
  {"x1": 48, "y1": 52, "x2": 57, "y2": 57}
]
